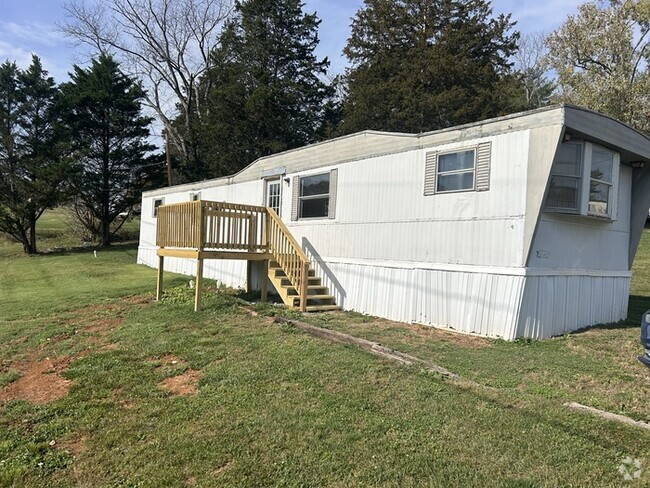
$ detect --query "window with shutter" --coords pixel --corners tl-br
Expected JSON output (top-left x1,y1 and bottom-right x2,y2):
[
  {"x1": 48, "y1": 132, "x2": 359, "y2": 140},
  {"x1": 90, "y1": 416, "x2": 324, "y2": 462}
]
[
  {"x1": 291, "y1": 169, "x2": 338, "y2": 220},
  {"x1": 424, "y1": 142, "x2": 491, "y2": 195}
]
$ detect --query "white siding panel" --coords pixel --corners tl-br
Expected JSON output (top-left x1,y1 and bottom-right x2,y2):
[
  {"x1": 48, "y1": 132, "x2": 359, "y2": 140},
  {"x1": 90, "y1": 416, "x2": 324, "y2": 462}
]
[
  {"x1": 529, "y1": 165, "x2": 632, "y2": 271},
  {"x1": 311, "y1": 259, "x2": 524, "y2": 339},
  {"x1": 516, "y1": 275, "x2": 630, "y2": 339}
]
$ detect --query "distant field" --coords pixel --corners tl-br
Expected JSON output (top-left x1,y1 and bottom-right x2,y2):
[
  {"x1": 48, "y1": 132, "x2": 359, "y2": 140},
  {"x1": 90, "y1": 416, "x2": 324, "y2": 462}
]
[
  {"x1": 0, "y1": 207, "x2": 140, "y2": 258},
  {"x1": 0, "y1": 221, "x2": 649, "y2": 486}
]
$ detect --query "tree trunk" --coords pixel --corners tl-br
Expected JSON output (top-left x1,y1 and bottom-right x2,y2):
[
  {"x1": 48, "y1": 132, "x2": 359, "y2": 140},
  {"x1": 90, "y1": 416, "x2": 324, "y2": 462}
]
[
  {"x1": 102, "y1": 218, "x2": 111, "y2": 246},
  {"x1": 29, "y1": 209, "x2": 37, "y2": 254}
]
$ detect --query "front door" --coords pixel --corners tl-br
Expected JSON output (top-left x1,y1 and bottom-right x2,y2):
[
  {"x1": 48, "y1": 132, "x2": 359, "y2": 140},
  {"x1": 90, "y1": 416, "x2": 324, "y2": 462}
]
[{"x1": 266, "y1": 179, "x2": 282, "y2": 216}]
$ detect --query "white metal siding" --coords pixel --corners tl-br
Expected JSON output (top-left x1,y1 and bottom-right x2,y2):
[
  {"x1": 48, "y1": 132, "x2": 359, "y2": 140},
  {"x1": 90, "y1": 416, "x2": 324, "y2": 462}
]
[{"x1": 516, "y1": 275, "x2": 630, "y2": 338}]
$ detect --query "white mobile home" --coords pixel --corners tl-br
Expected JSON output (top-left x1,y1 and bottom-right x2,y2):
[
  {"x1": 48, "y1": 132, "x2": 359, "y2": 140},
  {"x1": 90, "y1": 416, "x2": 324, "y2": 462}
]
[{"x1": 137, "y1": 105, "x2": 650, "y2": 340}]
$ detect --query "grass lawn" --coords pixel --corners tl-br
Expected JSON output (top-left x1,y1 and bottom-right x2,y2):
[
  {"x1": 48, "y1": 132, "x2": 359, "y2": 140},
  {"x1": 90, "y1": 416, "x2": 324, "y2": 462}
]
[{"x1": 0, "y1": 225, "x2": 649, "y2": 486}]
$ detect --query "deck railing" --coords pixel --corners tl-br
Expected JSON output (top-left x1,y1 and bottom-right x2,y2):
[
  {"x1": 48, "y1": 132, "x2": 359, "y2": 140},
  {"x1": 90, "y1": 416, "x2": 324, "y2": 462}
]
[{"x1": 156, "y1": 200, "x2": 310, "y2": 310}]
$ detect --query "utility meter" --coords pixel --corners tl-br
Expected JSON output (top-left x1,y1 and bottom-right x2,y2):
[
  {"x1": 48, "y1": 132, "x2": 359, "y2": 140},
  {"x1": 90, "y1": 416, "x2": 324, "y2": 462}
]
[{"x1": 640, "y1": 310, "x2": 650, "y2": 368}]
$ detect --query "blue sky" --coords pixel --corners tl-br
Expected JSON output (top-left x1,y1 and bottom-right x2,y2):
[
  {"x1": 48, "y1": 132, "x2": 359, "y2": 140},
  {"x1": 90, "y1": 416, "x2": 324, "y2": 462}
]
[{"x1": 1, "y1": 0, "x2": 584, "y2": 82}]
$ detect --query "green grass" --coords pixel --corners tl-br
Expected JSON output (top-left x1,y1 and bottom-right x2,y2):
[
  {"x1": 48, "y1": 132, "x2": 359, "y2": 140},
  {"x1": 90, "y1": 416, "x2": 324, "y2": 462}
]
[
  {"x1": 0, "y1": 207, "x2": 140, "y2": 259},
  {"x1": 0, "y1": 227, "x2": 649, "y2": 486}
]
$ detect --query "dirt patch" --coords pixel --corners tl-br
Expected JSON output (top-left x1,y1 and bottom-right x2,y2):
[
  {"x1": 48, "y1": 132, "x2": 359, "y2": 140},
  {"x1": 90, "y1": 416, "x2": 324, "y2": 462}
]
[
  {"x1": 58, "y1": 434, "x2": 87, "y2": 456},
  {"x1": 159, "y1": 369, "x2": 202, "y2": 396},
  {"x1": 214, "y1": 462, "x2": 233, "y2": 478},
  {"x1": 0, "y1": 356, "x2": 72, "y2": 404},
  {"x1": 85, "y1": 317, "x2": 124, "y2": 334}
]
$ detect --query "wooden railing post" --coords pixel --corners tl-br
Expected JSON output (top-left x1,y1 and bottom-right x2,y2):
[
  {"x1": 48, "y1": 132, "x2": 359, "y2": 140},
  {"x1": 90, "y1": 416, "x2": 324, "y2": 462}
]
[
  {"x1": 300, "y1": 261, "x2": 309, "y2": 312},
  {"x1": 195, "y1": 201, "x2": 206, "y2": 312}
]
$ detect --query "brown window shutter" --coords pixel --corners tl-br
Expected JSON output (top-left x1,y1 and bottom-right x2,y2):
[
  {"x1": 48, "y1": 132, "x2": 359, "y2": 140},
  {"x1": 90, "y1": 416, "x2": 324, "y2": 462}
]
[
  {"x1": 475, "y1": 142, "x2": 492, "y2": 191},
  {"x1": 424, "y1": 152, "x2": 437, "y2": 195},
  {"x1": 328, "y1": 169, "x2": 338, "y2": 219},
  {"x1": 291, "y1": 176, "x2": 300, "y2": 221}
]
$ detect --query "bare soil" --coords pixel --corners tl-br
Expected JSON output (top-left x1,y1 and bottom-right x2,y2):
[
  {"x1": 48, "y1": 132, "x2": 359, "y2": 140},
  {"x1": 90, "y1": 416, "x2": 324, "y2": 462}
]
[
  {"x1": 0, "y1": 356, "x2": 72, "y2": 404},
  {"x1": 159, "y1": 369, "x2": 202, "y2": 396}
]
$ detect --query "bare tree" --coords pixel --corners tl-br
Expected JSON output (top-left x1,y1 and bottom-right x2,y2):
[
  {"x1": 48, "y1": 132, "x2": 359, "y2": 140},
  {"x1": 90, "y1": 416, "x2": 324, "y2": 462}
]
[
  {"x1": 62, "y1": 0, "x2": 232, "y2": 179},
  {"x1": 514, "y1": 32, "x2": 555, "y2": 109}
]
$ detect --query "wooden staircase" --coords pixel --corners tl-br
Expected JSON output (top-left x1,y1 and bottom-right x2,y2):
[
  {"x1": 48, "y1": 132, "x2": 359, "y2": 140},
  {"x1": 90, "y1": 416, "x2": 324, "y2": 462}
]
[
  {"x1": 155, "y1": 200, "x2": 340, "y2": 312},
  {"x1": 268, "y1": 261, "x2": 340, "y2": 312}
]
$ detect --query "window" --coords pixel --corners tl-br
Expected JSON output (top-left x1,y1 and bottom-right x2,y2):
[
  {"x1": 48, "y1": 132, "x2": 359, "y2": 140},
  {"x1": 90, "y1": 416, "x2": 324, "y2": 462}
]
[
  {"x1": 546, "y1": 142, "x2": 582, "y2": 211},
  {"x1": 589, "y1": 147, "x2": 614, "y2": 217},
  {"x1": 190, "y1": 192, "x2": 201, "y2": 201},
  {"x1": 545, "y1": 141, "x2": 619, "y2": 219},
  {"x1": 152, "y1": 198, "x2": 164, "y2": 218},
  {"x1": 437, "y1": 149, "x2": 475, "y2": 192},
  {"x1": 424, "y1": 142, "x2": 491, "y2": 196},
  {"x1": 291, "y1": 169, "x2": 338, "y2": 221},
  {"x1": 299, "y1": 173, "x2": 330, "y2": 218}
]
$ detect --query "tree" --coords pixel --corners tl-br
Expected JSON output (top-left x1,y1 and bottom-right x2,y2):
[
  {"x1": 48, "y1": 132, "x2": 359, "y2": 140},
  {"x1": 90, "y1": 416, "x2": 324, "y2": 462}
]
[
  {"x1": 196, "y1": 0, "x2": 333, "y2": 177},
  {"x1": 62, "y1": 0, "x2": 232, "y2": 180},
  {"x1": 340, "y1": 0, "x2": 523, "y2": 134},
  {"x1": 60, "y1": 54, "x2": 160, "y2": 246},
  {"x1": 513, "y1": 32, "x2": 555, "y2": 109},
  {"x1": 546, "y1": 0, "x2": 650, "y2": 133},
  {"x1": 0, "y1": 56, "x2": 71, "y2": 254}
]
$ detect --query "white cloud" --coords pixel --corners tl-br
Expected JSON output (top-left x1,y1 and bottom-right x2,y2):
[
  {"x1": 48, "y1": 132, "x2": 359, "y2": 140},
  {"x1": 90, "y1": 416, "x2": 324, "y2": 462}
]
[{"x1": 0, "y1": 21, "x2": 66, "y2": 48}]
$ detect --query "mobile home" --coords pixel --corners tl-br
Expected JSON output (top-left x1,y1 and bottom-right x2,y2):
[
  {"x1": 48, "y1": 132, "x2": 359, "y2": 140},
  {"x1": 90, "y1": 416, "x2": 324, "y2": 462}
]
[{"x1": 137, "y1": 105, "x2": 650, "y2": 339}]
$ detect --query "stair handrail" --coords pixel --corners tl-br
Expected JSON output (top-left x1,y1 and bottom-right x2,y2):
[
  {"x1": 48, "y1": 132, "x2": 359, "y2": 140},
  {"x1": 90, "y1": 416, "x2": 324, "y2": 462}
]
[{"x1": 265, "y1": 207, "x2": 310, "y2": 311}]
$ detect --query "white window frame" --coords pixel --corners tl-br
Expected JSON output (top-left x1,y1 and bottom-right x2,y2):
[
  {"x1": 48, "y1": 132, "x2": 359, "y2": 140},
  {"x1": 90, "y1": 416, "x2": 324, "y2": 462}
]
[
  {"x1": 265, "y1": 178, "x2": 282, "y2": 216},
  {"x1": 152, "y1": 198, "x2": 164, "y2": 218},
  {"x1": 435, "y1": 148, "x2": 476, "y2": 194},
  {"x1": 298, "y1": 172, "x2": 330, "y2": 220},
  {"x1": 545, "y1": 141, "x2": 619, "y2": 220}
]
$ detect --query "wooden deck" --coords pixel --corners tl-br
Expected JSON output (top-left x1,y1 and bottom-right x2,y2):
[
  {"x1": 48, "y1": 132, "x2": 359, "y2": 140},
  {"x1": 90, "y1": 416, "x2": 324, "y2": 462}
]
[{"x1": 154, "y1": 200, "x2": 338, "y2": 312}]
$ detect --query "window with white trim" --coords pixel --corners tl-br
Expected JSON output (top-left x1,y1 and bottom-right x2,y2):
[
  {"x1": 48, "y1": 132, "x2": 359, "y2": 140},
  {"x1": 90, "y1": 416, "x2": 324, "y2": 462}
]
[
  {"x1": 545, "y1": 140, "x2": 619, "y2": 219},
  {"x1": 437, "y1": 149, "x2": 476, "y2": 192},
  {"x1": 152, "y1": 198, "x2": 164, "y2": 218},
  {"x1": 190, "y1": 192, "x2": 201, "y2": 201},
  {"x1": 424, "y1": 142, "x2": 491, "y2": 196}
]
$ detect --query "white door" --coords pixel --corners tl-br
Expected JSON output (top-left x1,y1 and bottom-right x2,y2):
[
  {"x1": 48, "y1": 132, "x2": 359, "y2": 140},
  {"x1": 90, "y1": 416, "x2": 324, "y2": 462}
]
[{"x1": 266, "y1": 179, "x2": 282, "y2": 216}]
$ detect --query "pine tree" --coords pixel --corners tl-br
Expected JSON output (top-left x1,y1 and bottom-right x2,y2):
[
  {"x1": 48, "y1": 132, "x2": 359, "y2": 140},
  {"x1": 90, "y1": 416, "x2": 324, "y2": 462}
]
[
  {"x1": 196, "y1": 0, "x2": 333, "y2": 178},
  {"x1": 0, "y1": 56, "x2": 71, "y2": 254},
  {"x1": 60, "y1": 54, "x2": 159, "y2": 246},
  {"x1": 340, "y1": 0, "x2": 523, "y2": 134}
]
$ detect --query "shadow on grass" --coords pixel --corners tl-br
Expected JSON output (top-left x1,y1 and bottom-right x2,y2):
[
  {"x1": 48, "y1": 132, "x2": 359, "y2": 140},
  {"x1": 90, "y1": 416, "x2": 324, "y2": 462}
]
[{"x1": 39, "y1": 241, "x2": 139, "y2": 257}]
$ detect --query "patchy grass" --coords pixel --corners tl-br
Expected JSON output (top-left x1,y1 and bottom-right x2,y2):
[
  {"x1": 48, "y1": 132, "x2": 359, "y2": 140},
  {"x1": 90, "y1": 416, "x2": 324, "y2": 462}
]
[{"x1": 0, "y1": 230, "x2": 649, "y2": 486}]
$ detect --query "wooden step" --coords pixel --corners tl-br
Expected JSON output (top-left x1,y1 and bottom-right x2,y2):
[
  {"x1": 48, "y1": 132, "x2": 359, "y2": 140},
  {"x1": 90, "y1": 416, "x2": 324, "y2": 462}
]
[
  {"x1": 273, "y1": 268, "x2": 316, "y2": 278},
  {"x1": 282, "y1": 285, "x2": 329, "y2": 296}
]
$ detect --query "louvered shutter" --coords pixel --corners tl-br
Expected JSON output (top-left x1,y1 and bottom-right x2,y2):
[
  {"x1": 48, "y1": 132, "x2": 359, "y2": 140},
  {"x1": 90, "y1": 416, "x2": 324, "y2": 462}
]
[
  {"x1": 475, "y1": 142, "x2": 492, "y2": 191},
  {"x1": 291, "y1": 176, "x2": 300, "y2": 221},
  {"x1": 328, "y1": 169, "x2": 338, "y2": 219},
  {"x1": 424, "y1": 152, "x2": 437, "y2": 195}
]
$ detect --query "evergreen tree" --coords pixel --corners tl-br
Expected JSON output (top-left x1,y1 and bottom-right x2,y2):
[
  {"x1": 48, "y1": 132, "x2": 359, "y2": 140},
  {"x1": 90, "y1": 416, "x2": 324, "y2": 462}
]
[
  {"x1": 340, "y1": 0, "x2": 523, "y2": 134},
  {"x1": 197, "y1": 0, "x2": 333, "y2": 178},
  {"x1": 60, "y1": 54, "x2": 159, "y2": 246},
  {"x1": 0, "y1": 56, "x2": 71, "y2": 254}
]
